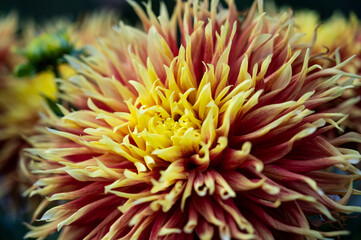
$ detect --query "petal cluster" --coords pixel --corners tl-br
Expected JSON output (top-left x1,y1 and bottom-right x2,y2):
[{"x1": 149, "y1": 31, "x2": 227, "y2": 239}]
[
  {"x1": 295, "y1": 11, "x2": 361, "y2": 136},
  {"x1": 25, "y1": 1, "x2": 361, "y2": 240}
]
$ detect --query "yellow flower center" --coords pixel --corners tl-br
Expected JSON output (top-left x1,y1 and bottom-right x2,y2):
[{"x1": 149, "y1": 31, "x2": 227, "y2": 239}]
[
  {"x1": 128, "y1": 89, "x2": 202, "y2": 163},
  {"x1": 153, "y1": 115, "x2": 200, "y2": 142}
]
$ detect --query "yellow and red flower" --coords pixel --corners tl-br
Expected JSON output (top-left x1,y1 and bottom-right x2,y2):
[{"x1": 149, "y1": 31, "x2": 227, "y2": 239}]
[{"x1": 25, "y1": 1, "x2": 361, "y2": 239}]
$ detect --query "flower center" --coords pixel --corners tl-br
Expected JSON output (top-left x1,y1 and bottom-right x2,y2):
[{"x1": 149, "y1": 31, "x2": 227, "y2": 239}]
[
  {"x1": 153, "y1": 115, "x2": 200, "y2": 143},
  {"x1": 129, "y1": 102, "x2": 202, "y2": 163}
]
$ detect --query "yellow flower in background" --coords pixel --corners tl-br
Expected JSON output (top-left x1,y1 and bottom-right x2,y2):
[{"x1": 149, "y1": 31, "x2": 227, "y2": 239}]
[
  {"x1": 0, "y1": 10, "x2": 118, "y2": 209},
  {"x1": 24, "y1": 1, "x2": 361, "y2": 239},
  {"x1": 0, "y1": 72, "x2": 56, "y2": 201},
  {"x1": 0, "y1": 27, "x2": 59, "y2": 205},
  {"x1": 0, "y1": 13, "x2": 31, "y2": 203},
  {"x1": 295, "y1": 11, "x2": 361, "y2": 71},
  {"x1": 1, "y1": 72, "x2": 56, "y2": 124}
]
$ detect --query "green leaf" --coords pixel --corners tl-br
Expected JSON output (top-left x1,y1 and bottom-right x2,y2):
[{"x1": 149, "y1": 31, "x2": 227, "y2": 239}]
[
  {"x1": 13, "y1": 63, "x2": 35, "y2": 77},
  {"x1": 43, "y1": 96, "x2": 64, "y2": 117}
]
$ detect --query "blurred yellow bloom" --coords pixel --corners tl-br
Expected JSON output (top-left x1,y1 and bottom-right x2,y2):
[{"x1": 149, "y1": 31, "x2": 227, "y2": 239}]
[
  {"x1": 58, "y1": 63, "x2": 77, "y2": 80},
  {"x1": 295, "y1": 11, "x2": 361, "y2": 71},
  {"x1": 0, "y1": 71, "x2": 56, "y2": 125},
  {"x1": 0, "y1": 11, "x2": 118, "y2": 209}
]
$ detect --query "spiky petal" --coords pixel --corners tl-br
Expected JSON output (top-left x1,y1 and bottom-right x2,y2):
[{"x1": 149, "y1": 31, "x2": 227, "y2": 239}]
[{"x1": 295, "y1": 11, "x2": 361, "y2": 138}]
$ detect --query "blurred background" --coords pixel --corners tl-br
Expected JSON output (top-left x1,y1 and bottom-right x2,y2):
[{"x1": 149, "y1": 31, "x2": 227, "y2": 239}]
[
  {"x1": 1, "y1": 0, "x2": 361, "y2": 239},
  {"x1": 1, "y1": 0, "x2": 361, "y2": 23}
]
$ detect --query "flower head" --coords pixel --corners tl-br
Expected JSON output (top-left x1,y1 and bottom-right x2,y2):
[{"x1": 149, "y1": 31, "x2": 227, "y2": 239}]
[{"x1": 26, "y1": 1, "x2": 361, "y2": 239}]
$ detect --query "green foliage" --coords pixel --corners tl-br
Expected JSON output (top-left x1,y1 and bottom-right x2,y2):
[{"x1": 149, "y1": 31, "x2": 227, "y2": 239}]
[
  {"x1": 43, "y1": 95, "x2": 64, "y2": 117},
  {"x1": 13, "y1": 63, "x2": 35, "y2": 77},
  {"x1": 14, "y1": 30, "x2": 75, "y2": 77},
  {"x1": 25, "y1": 31, "x2": 73, "y2": 65}
]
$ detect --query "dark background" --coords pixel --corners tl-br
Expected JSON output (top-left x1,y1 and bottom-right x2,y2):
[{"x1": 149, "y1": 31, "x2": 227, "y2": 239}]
[
  {"x1": 1, "y1": 0, "x2": 361, "y2": 240},
  {"x1": 1, "y1": 0, "x2": 361, "y2": 23}
]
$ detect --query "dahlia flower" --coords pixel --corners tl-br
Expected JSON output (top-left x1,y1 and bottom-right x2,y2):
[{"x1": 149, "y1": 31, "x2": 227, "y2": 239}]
[{"x1": 25, "y1": 0, "x2": 361, "y2": 239}]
